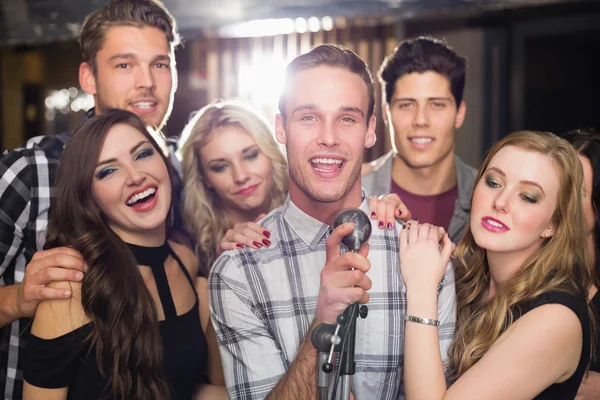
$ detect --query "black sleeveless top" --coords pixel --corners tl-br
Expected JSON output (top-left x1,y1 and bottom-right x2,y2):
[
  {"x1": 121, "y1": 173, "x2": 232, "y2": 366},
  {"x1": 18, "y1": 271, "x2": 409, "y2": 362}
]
[
  {"x1": 512, "y1": 289, "x2": 590, "y2": 399},
  {"x1": 22, "y1": 242, "x2": 209, "y2": 400}
]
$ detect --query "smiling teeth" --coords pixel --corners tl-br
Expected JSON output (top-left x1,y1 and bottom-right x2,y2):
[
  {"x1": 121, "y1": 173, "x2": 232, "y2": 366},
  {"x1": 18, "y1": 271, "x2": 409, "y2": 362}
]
[
  {"x1": 411, "y1": 138, "x2": 433, "y2": 144},
  {"x1": 485, "y1": 219, "x2": 505, "y2": 228},
  {"x1": 132, "y1": 102, "x2": 155, "y2": 109},
  {"x1": 311, "y1": 158, "x2": 342, "y2": 165},
  {"x1": 127, "y1": 187, "x2": 156, "y2": 205}
]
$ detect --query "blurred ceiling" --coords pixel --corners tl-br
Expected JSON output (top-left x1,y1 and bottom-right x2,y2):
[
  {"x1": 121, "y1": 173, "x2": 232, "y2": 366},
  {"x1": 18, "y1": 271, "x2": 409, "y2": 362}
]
[{"x1": 0, "y1": 0, "x2": 591, "y2": 45}]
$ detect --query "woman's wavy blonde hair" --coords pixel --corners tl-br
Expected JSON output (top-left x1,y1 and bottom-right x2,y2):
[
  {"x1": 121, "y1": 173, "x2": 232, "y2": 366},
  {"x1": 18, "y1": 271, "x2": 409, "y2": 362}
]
[
  {"x1": 448, "y1": 130, "x2": 595, "y2": 380},
  {"x1": 178, "y1": 99, "x2": 289, "y2": 275}
]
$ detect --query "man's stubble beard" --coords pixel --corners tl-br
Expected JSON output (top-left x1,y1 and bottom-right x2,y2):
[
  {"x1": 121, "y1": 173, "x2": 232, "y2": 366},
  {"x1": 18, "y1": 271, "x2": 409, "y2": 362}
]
[{"x1": 94, "y1": 87, "x2": 171, "y2": 131}]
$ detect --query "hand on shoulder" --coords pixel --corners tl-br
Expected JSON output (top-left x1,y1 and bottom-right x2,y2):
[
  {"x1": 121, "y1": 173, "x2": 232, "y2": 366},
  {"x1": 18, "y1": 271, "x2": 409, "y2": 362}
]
[
  {"x1": 17, "y1": 246, "x2": 87, "y2": 318},
  {"x1": 31, "y1": 280, "x2": 88, "y2": 340}
]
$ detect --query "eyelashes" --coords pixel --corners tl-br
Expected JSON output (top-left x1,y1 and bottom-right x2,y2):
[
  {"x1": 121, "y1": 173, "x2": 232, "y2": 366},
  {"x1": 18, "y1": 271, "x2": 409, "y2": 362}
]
[
  {"x1": 484, "y1": 176, "x2": 500, "y2": 189},
  {"x1": 244, "y1": 150, "x2": 260, "y2": 161},
  {"x1": 97, "y1": 167, "x2": 116, "y2": 180},
  {"x1": 207, "y1": 149, "x2": 261, "y2": 173},
  {"x1": 135, "y1": 147, "x2": 154, "y2": 160},
  {"x1": 95, "y1": 147, "x2": 155, "y2": 180},
  {"x1": 484, "y1": 175, "x2": 539, "y2": 204}
]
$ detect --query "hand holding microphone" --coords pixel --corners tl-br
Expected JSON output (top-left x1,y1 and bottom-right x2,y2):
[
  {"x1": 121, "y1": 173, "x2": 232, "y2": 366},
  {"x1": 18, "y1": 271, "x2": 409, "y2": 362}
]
[
  {"x1": 313, "y1": 208, "x2": 373, "y2": 400},
  {"x1": 315, "y1": 208, "x2": 372, "y2": 325}
]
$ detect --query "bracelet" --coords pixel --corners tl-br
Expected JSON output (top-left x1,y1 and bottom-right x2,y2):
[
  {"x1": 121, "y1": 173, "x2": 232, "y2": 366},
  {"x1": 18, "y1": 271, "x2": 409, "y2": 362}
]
[{"x1": 404, "y1": 314, "x2": 440, "y2": 326}]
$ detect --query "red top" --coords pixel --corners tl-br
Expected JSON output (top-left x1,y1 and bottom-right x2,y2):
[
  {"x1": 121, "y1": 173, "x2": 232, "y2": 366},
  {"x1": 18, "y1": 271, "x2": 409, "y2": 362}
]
[{"x1": 391, "y1": 179, "x2": 457, "y2": 230}]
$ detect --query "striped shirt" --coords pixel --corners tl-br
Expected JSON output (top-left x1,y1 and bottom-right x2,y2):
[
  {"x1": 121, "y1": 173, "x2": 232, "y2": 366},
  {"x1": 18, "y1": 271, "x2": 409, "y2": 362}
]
[{"x1": 209, "y1": 193, "x2": 456, "y2": 400}]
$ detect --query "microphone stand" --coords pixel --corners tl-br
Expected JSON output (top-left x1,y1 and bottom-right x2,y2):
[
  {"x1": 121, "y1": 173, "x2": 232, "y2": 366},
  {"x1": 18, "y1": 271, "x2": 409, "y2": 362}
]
[
  {"x1": 312, "y1": 301, "x2": 368, "y2": 400},
  {"x1": 311, "y1": 323, "x2": 341, "y2": 399},
  {"x1": 337, "y1": 303, "x2": 360, "y2": 400}
]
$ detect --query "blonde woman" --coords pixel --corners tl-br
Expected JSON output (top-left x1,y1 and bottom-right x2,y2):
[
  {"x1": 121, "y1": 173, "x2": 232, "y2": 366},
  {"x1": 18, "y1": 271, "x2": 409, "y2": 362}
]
[
  {"x1": 399, "y1": 131, "x2": 593, "y2": 400},
  {"x1": 178, "y1": 100, "x2": 288, "y2": 275},
  {"x1": 178, "y1": 99, "x2": 409, "y2": 275}
]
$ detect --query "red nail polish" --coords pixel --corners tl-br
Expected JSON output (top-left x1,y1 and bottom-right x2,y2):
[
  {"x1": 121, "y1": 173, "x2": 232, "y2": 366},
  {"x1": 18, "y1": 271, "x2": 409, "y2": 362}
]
[
  {"x1": 263, "y1": 230, "x2": 271, "y2": 238},
  {"x1": 236, "y1": 243, "x2": 244, "y2": 248},
  {"x1": 378, "y1": 221, "x2": 384, "y2": 227},
  {"x1": 263, "y1": 239, "x2": 271, "y2": 247},
  {"x1": 253, "y1": 241, "x2": 262, "y2": 248},
  {"x1": 371, "y1": 212, "x2": 376, "y2": 217}
]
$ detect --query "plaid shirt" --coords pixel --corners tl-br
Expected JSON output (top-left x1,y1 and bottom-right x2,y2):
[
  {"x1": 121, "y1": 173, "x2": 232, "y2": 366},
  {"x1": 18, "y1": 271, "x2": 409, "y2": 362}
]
[
  {"x1": 0, "y1": 109, "x2": 181, "y2": 399},
  {"x1": 209, "y1": 193, "x2": 456, "y2": 400},
  {"x1": 0, "y1": 131, "x2": 71, "y2": 399}
]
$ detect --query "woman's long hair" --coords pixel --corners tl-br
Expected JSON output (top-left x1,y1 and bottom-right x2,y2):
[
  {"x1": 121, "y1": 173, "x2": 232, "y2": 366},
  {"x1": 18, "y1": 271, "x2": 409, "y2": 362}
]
[
  {"x1": 178, "y1": 99, "x2": 289, "y2": 274},
  {"x1": 562, "y1": 128, "x2": 600, "y2": 288},
  {"x1": 448, "y1": 130, "x2": 595, "y2": 380},
  {"x1": 45, "y1": 109, "x2": 173, "y2": 399}
]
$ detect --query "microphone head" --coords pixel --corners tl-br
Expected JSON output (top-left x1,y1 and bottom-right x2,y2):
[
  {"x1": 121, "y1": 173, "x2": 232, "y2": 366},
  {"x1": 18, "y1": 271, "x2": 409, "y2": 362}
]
[{"x1": 332, "y1": 208, "x2": 372, "y2": 251}]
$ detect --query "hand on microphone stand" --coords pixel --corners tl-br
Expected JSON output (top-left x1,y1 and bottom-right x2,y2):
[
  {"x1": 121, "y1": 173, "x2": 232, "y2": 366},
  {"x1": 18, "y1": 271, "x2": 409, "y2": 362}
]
[{"x1": 312, "y1": 208, "x2": 372, "y2": 400}]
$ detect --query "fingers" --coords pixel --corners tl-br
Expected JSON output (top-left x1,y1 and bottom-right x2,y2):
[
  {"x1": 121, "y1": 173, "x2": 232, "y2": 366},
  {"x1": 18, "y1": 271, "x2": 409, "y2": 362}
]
[
  {"x1": 339, "y1": 287, "x2": 370, "y2": 305},
  {"x1": 29, "y1": 248, "x2": 87, "y2": 274},
  {"x1": 436, "y1": 226, "x2": 447, "y2": 241},
  {"x1": 418, "y1": 223, "x2": 432, "y2": 241},
  {"x1": 21, "y1": 267, "x2": 82, "y2": 298},
  {"x1": 322, "y1": 246, "x2": 372, "y2": 292},
  {"x1": 222, "y1": 222, "x2": 272, "y2": 250},
  {"x1": 403, "y1": 221, "x2": 446, "y2": 244},
  {"x1": 344, "y1": 287, "x2": 370, "y2": 305},
  {"x1": 325, "y1": 222, "x2": 355, "y2": 263},
  {"x1": 319, "y1": 226, "x2": 372, "y2": 324},
  {"x1": 398, "y1": 205, "x2": 411, "y2": 222},
  {"x1": 17, "y1": 248, "x2": 87, "y2": 317},
  {"x1": 376, "y1": 195, "x2": 393, "y2": 229},
  {"x1": 318, "y1": 251, "x2": 371, "y2": 322},
  {"x1": 319, "y1": 287, "x2": 371, "y2": 313},
  {"x1": 30, "y1": 246, "x2": 84, "y2": 263},
  {"x1": 367, "y1": 196, "x2": 378, "y2": 220},
  {"x1": 369, "y1": 194, "x2": 412, "y2": 228},
  {"x1": 408, "y1": 220, "x2": 419, "y2": 244},
  {"x1": 34, "y1": 267, "x2": 84, "y2": 286},
  {"x1": 378, "y1": 194, "x2": 410, "y2": 226},
  {"x1": 35, "y1": 286, "x2": 73, "y2": 300},
  {"x1": 357, "y1": 242, "x2": 370, "y2": 259},
  {"x1": 399, "y1": 225, "x2": 408, "y2": 253},
  {"x1": 325, "y1": 268, "x2": 372, "y2": 291},
  {"x1": 327, "y1": 250, "x2": 371, "y2": 274},
  {"x1": 18, "y1": 265, "x2": 83, "y2": 316},
  {"x1": 440, "y1": 233, "x2": 454, "y2": 266}
]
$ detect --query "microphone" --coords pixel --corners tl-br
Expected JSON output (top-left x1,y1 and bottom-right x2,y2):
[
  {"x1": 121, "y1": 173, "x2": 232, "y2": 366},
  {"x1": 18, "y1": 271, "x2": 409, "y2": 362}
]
[{"x1": 332, "y1": 208, "x2": 372, "y2": 252}]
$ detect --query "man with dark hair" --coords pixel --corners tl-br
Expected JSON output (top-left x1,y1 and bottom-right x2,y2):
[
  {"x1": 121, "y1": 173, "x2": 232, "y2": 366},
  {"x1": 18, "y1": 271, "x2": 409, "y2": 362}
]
[
  {"x1": 362, "y1": 36, "x2": 477, "y2": 244},
  {"x1": 209, "y1": 44, "x2": 456, "y2": 400},
  {"x1": 0, "y1": 1, "x2": 179, "y2": 397}
]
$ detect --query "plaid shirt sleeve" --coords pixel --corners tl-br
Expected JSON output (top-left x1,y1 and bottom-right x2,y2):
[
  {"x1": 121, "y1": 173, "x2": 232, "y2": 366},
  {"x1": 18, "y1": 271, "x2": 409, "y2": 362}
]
[
  {"x1": 437, "y1": 261, "x2": 457, "y2": 371},
  {"x1": 209, "y1": 252, "x2": 288, "y2": 400},
  {"x1": 0, "y1": 149, "x2": 32, "y2": 279}
]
